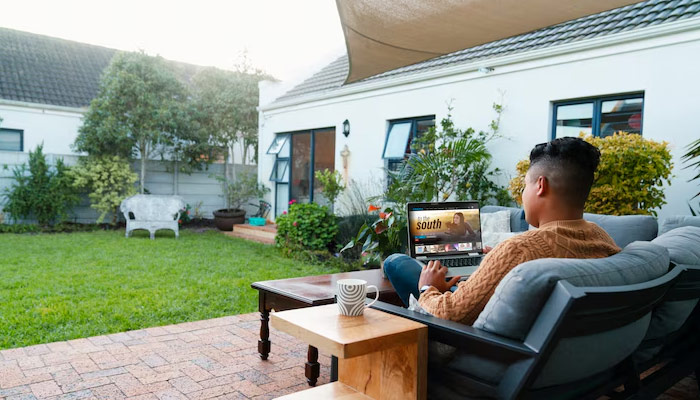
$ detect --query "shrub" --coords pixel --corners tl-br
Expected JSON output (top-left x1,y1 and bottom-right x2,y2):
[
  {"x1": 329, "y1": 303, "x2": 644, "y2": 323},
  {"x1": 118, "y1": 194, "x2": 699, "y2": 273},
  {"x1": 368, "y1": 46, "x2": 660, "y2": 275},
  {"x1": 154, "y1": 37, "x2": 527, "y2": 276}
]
[
  {"x1": 314, "y1": 169, "x2": 345, "y2": 209},
  {"x1": 509, "y1": 133, "x2": 673, "y2": 216},
  {"x1": 3, "y1": 144, "x2": 79, "y2": 225},
  {"x1": 341, "y1": 205, "x2": 407, "y2": 266},
  {"x1": 335, "y1": 214, "x2": 376, "y2": 259},
  {"x1": 275, "y1": 202, "x2": 338, "y2": 251},
  {"x1": 70, "y1": 156, "x2": 138, "y2": 224}
]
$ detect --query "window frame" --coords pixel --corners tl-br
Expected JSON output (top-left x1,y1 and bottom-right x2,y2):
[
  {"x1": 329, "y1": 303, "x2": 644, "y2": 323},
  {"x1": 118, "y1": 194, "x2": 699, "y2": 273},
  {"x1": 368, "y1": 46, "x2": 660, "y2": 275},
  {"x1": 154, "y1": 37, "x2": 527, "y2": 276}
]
[
  {"x1": 551, "y1": 93, "x2": 644, "y2": 140},
  {"x1": 269, "y1": 159, "x2": 289, "y2": 183},
  {"x1": 382, "y1": 115, "x2": 435, "y2": 178},
  {"x1": 0, "y1": 128, "x2": 24, "y2": 152},
  {"x1": 266, "y1": 134, "x2": 290, "y2": 155}
]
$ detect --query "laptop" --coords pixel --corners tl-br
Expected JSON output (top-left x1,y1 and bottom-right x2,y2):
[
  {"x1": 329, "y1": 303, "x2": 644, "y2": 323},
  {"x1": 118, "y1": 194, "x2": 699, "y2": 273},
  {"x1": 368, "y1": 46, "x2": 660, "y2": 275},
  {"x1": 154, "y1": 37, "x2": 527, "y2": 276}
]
[{"x1": 407, "y1": 201, "x2": 484, "y2": 271}]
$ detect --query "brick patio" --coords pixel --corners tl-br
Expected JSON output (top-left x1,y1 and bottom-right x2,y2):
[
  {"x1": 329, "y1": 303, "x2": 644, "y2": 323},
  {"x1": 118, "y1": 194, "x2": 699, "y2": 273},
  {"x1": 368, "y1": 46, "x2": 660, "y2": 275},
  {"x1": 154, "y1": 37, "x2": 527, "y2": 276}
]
[{"x1": 0, "y1": 313, "x2": 696, "y2": 400}]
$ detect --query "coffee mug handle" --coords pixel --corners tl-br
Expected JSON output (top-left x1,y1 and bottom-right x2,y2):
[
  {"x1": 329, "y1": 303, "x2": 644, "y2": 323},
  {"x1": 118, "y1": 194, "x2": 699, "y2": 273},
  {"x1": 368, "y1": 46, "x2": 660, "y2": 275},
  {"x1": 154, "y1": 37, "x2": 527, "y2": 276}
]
[{"x1": 366, "y1": 285, "x2": 379, "y2": 308}]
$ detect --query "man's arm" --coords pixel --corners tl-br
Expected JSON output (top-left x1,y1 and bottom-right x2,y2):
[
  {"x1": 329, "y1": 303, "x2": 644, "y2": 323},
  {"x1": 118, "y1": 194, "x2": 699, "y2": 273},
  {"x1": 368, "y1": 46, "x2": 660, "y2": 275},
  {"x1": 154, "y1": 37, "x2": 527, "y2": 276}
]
[{"x1": 418, "y1": 242, "x2": 529, "y2": 324}]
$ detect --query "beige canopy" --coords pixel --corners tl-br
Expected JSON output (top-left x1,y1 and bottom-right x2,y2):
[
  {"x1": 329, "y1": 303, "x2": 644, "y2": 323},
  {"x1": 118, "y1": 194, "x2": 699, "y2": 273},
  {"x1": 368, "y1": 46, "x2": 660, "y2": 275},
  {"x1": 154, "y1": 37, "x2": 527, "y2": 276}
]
[{"x1": 336, "y1": 0, "x2": 645, "y2": 83}]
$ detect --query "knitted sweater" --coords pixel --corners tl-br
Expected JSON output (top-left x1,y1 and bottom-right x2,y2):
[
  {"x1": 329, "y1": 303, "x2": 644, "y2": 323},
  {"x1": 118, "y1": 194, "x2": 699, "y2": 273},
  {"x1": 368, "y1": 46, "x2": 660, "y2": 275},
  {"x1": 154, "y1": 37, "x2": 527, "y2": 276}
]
[{"x1": 418, "y1": 219, "x2": 621, "y2": 325}]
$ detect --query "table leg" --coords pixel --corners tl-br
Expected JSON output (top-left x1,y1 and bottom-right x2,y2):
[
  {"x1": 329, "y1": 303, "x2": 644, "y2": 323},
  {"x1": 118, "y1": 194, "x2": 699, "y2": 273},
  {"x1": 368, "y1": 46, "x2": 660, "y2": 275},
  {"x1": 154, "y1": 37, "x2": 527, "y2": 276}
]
[
  {"x1": 305, "y1": 345, "x2": 320, "y2": 386},
  {"x1": 258, "y1": 294, "x2": 271, "y2": 360}
]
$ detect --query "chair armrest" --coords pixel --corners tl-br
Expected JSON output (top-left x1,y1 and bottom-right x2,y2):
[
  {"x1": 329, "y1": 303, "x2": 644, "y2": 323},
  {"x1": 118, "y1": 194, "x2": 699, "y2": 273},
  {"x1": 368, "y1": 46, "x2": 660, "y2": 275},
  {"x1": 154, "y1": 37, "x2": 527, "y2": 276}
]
[{"x1": 370, "y1": 300, "x2": 536, "y2": 357}]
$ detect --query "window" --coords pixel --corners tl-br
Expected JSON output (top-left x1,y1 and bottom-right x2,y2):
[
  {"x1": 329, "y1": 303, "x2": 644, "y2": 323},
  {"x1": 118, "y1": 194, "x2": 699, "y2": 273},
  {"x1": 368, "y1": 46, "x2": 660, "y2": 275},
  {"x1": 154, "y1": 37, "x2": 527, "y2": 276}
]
[
  {"x1": 267, "y1": 128, "x2": 336, "y2": 216},
  {"x1": 382, "y1": 116, "x2": 435, "y2": 174},
  {"x1": 0, "y1": 128, "x2": 23, "y2": 151},
  {"x1": 553, "y1": 93, "x2": 643, "y2": 139}
]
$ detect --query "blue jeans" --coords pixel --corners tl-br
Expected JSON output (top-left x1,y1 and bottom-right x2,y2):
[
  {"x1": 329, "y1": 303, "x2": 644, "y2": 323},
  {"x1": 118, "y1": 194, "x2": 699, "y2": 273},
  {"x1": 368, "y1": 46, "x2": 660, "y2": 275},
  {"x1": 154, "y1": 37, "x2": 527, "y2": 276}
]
[
  {"x1": 384, "y1": 254, "x2": 459, "y2": 307},
  {"x1": 383, "y1": 254, "x2": 423, "y2": 307}
]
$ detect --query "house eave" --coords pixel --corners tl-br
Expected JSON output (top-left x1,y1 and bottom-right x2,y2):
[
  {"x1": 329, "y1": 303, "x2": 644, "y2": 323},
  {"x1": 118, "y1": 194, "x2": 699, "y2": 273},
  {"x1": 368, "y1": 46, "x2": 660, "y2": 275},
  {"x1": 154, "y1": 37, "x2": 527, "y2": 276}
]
[
  {"x1": 0, "y1": 99, "x2": 87, "y2": 114},
  {"x1": 261, "y1": 15, "x2": 700, "y2": 113}
]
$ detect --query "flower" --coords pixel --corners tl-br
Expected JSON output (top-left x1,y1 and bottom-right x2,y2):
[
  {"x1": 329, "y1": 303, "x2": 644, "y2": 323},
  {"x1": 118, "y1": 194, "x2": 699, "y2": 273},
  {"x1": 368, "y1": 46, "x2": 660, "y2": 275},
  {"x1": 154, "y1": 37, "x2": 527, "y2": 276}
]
[
  {"x1": 293, "y1": 221, "x2": 298, "y2": 227},
  {"x1": 178, "y1": 219, "x2": 182, "y2": 224},
  {"x1": 288, "y1": 199, "x2": 297, "y2": 205},
  {"x1": 379, "y1": 212, "x2": 386, "y2": 219},
  {"x1": 368, "y1": 204, "x2": 380, "y2": 212},
  {"x1": 282, "y1": 211, "x2": 287, "y2": 215}
]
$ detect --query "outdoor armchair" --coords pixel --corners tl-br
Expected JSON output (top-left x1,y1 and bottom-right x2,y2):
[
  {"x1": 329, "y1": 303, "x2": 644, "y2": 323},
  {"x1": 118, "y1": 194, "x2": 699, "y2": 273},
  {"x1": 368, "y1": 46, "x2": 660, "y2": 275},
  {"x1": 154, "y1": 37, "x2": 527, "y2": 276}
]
[{"x1": 371, "y1": 241, "x2": 674, "y2": 399}]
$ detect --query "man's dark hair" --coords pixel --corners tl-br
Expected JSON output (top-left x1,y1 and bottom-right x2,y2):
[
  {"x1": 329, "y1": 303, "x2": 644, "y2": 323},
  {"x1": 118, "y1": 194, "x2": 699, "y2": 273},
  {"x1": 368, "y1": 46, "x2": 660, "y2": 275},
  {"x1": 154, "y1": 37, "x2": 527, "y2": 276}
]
[{"x1": 528, "y1": 137, "x2": 601, "y2": 208}]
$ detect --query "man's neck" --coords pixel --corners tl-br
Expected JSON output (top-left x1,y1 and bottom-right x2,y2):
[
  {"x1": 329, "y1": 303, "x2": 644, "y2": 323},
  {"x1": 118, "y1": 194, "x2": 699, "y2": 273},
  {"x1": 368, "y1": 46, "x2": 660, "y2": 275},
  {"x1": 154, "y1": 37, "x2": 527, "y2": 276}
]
[{"x1": 537, "y1": 209, "x2": 584, "y2": 227}]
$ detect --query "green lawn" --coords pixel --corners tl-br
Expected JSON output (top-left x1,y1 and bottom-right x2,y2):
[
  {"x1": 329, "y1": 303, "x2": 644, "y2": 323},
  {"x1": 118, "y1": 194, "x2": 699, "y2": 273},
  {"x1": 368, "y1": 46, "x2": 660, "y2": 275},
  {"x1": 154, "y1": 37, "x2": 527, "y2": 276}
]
[{"x1": 0, "y1": 229, "x2": 339, "y2": 350}]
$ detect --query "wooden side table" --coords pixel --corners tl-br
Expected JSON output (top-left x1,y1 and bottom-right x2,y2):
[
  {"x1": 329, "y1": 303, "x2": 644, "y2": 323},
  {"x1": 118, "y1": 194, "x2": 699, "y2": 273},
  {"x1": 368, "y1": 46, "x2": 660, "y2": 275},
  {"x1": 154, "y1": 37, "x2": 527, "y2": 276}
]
[
  {"x1": 251, "y1": 269, "x2": 400, "y2": 386},
  {"x1": 271, "y1": 304, "x2": 428, "y2": 400}
]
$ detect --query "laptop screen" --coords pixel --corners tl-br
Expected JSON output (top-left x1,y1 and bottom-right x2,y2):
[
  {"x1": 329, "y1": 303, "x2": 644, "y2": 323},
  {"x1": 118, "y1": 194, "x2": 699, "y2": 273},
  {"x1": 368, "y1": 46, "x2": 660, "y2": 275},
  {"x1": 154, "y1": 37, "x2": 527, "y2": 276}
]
[{"x1": 407, "y1": 201, "x2": 482, "y2": 258}]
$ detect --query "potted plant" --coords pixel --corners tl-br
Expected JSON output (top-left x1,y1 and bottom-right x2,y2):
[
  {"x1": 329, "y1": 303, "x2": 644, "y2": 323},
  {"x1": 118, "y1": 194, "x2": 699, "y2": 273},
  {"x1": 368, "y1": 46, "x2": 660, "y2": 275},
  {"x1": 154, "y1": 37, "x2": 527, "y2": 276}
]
[{"x1": 213, "y1": 171, "x2": 269, "y2": 231}]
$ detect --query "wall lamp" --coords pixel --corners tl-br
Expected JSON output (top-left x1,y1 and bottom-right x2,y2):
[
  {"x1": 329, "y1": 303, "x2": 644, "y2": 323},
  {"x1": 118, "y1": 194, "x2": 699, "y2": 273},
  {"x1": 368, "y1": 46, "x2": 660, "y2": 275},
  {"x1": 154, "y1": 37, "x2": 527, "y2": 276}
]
[{"x1": 342, "y1": 119, "x2": 350, "y2": 137}]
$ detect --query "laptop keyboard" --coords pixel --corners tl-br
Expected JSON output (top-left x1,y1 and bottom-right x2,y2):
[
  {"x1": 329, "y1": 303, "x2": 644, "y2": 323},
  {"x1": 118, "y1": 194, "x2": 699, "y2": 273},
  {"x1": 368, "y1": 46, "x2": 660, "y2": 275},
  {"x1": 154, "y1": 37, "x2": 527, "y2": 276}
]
[{"x1": 441, "y1": 257, "x2": 481, "y2": 267}]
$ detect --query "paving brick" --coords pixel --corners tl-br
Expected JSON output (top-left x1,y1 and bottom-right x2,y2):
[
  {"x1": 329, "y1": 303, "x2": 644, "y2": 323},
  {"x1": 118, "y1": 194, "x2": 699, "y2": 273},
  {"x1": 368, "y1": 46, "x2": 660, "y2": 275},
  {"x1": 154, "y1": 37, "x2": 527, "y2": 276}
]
[
  {"x1": 30, "y1": 380, "x2": 63, "y2": 397},
  {"x1": 198, "y1": 374, "x2": 243, "y2": 389},
  {"x1": 90, "y1": 383, "x2": 126, "y2": 399},
  {"x1": 70, "y1": 358, "x2": 100, "y2": 374},
  {"x1": 0, "y1": 385, "x2": 32, "y2": 397},
  {"x1": 55, "y1": 388, "x2": 93, "y2": 399},
  {"x1": 60, "y1": 376, "x2": 111, "y2": 393},
  {"x1": 229, "y1": 379, "x2": 264, "y2": 398},
  {"x1": 168, "y1": 376, "x2": 203, "y2": 394}
]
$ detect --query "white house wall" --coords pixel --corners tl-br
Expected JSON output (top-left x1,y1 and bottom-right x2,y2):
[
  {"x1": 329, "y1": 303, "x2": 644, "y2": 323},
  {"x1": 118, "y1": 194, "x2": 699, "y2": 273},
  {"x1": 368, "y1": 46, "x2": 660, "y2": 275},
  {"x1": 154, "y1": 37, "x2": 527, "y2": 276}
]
[
  {"x1": 259, "y1": 27, "x2": 700, "y2": 220},
  {"x1": 0, "y1": 102, "x2": 84, "y2": 154}
]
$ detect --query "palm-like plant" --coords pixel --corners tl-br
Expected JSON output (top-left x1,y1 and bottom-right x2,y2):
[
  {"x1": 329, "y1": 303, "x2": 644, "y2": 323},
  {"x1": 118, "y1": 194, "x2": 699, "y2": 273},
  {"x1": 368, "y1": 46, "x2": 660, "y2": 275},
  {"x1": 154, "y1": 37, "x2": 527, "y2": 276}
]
[{"x1": 682, "y1": 138, "x2": 700, "y2": 214}]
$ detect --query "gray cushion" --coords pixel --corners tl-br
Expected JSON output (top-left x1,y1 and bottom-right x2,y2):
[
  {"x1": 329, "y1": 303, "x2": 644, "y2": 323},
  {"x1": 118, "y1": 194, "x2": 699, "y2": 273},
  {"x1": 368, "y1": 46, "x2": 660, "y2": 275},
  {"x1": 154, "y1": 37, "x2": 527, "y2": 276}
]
[
  {"x1": 658, "y1": 216, "x2": 700, "y2": 236},
  {"x1": 651, "y1": 226, "x2": 700, "y2": 265},
  {"x1": 635, "y1": 226, "x2": 700, "y2": 362},
  {"x1": 481, "y1": 206, "x2": 529, "y2": 232},
  {"x1": 473, "y1": 241, "x2": 669, "y2": 340},
  {"x1": 583, "y1": 213, "x2": 658, "y2": 248}
]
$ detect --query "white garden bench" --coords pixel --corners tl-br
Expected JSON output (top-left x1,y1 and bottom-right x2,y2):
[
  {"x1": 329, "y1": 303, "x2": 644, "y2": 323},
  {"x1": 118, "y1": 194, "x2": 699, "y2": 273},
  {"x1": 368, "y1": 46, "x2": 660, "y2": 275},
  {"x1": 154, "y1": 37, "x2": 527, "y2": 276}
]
[{"x1": 120, "y1": 195, "x2": 185, "y2": 239}]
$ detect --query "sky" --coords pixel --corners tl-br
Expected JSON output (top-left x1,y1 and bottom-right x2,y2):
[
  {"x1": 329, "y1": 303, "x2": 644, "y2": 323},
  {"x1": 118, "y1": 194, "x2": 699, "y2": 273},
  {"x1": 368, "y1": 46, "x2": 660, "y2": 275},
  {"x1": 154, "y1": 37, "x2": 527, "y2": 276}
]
[{"x1": 0, "y1": 0, "x2": 347, "y2": 84}]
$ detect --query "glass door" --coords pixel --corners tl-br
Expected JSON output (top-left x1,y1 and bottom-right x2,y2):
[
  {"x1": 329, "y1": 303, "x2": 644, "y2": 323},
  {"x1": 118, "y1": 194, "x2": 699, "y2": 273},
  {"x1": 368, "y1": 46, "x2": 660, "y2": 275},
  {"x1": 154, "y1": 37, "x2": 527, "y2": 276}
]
[
  {"x1": 290, "y1": 132, "x2": 312, "y2": 204},
  {"x1": 312, "y1": 128, "x2": 336, "y2": 206}
]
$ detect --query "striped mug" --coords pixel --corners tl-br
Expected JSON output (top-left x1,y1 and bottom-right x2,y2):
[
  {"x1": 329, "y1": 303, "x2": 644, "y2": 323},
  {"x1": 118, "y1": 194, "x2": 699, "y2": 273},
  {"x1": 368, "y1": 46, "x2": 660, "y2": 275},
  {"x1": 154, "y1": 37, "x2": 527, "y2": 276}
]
[{"x1": 336, "y1": 279, "x2": 379, "y2": 316}]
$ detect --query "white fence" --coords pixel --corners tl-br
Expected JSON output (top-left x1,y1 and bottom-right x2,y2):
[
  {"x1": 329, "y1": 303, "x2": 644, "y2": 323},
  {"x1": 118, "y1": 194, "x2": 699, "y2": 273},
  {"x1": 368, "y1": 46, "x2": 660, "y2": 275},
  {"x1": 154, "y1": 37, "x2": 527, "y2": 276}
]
[{"x1": 0, "y1": 151, "x2": 256, "y2": 224}]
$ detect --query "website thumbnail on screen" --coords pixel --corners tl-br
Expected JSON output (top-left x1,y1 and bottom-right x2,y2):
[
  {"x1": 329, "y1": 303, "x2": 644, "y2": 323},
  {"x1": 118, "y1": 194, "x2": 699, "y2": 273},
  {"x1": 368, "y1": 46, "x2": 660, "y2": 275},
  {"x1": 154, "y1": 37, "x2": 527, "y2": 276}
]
[{"x1": 409, "y1": 208, "x2": 482, "y2": 255}]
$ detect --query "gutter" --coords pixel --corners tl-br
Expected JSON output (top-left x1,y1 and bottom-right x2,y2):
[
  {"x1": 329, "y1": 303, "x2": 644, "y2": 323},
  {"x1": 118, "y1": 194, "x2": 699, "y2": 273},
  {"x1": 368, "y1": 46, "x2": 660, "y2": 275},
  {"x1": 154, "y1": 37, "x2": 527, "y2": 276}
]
[{"x1": 261, "y1": 15, "x2": 700, "y2": 113}]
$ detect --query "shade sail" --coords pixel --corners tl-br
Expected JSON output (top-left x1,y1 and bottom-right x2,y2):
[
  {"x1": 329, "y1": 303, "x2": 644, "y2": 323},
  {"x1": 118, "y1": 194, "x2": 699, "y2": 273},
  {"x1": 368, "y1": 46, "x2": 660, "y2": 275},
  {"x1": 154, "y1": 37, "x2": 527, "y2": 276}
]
[{"x1": 337, "y1": 0, "x2": 645, "y2": 83}]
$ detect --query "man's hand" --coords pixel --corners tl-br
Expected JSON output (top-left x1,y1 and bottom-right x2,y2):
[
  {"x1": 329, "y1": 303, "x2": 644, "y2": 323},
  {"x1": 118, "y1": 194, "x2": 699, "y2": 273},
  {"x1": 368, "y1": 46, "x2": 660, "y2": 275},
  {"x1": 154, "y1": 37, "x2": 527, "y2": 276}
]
[{"x1": 418, "y1": 260, "x2": 461, "y2": 293}]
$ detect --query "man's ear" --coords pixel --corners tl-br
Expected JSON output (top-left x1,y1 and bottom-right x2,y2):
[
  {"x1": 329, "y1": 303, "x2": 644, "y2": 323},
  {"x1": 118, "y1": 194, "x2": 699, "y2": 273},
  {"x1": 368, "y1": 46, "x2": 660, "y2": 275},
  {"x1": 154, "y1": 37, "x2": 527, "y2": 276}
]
[{"x1": 536, "y1": 175, "x2": 548, "y2": 196}]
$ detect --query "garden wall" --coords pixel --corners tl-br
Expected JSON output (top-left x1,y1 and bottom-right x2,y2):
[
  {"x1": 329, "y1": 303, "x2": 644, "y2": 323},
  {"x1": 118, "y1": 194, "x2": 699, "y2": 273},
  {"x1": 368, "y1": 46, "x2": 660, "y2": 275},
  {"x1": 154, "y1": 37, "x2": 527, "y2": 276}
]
[{"x1": 0, "y1": 150, "x2": 257, "y2": 224}]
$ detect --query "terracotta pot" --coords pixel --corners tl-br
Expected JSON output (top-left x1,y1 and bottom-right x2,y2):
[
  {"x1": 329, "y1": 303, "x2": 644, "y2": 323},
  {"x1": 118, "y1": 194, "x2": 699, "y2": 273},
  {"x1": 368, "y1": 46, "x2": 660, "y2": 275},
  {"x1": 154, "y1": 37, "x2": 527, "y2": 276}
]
[{"x1": 213, "y1": 209, "x2": 246, "y2": 231}]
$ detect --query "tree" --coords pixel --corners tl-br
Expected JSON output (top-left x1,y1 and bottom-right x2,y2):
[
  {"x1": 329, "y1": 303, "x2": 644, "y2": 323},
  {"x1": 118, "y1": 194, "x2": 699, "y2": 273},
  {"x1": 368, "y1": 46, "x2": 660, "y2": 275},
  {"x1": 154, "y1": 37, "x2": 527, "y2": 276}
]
[
  {"x1": 74, "y1": 51, "x2": 191, "y2": 193},
  {"x1": 191, "y1": 62, "x2": 268, "y2": 184}
]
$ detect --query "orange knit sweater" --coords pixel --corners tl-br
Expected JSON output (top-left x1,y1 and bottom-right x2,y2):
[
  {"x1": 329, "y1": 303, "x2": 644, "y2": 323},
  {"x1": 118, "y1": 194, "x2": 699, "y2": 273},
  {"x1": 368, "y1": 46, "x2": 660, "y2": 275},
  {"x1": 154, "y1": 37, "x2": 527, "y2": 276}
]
[{"x1": 418, "y1": 219, "x2": 621, "y2": 325}]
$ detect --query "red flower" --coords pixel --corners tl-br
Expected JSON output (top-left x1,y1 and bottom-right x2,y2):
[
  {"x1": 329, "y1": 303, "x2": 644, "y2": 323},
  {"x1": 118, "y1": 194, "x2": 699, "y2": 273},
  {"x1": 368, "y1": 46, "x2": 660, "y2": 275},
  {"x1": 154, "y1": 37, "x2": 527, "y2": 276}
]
[
  {"x1": 379, "y1": 212, "x2": 386, "y2": 219},
  {"x1": 178, "y1": 219, "x2": 182, "y2": 224},
  {"x1": 289, "y1": 199, "x2": 297, "y2": 205},
  {"x1": 282, "y1": 211, "x2": 287, "y2": 215},
  {"x1": 374, "y1": 222, "x2": 387, "y2": 234},
  {"x1": 293, "y1": 221, "x2": 298, "y2": 227},
  {"x1": 368, "y1": 204, "x2": 380, "y2": 212}
]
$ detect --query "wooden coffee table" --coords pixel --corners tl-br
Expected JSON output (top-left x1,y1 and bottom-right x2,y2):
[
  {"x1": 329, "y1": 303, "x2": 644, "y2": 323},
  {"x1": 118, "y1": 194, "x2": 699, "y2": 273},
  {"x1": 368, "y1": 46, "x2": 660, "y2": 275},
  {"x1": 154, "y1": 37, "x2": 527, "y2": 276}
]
[{"x1": 251, "y1": 269, "x2": 399, "y2": 386}]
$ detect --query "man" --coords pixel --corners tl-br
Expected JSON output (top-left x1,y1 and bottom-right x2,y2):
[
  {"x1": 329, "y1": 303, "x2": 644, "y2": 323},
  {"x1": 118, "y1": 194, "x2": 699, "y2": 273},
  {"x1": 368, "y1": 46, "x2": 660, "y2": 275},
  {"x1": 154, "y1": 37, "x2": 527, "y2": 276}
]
[{"x1": 384, "y1": 137, "x2": 621, "y2": 324}]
